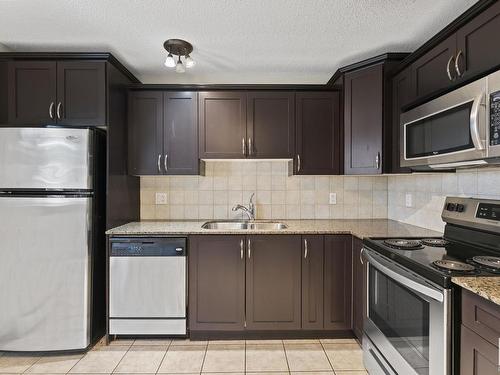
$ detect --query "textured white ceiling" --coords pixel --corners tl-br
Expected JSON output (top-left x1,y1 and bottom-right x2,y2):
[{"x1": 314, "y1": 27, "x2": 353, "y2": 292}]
[{"x1": 0, "y1": 0, "x2": 478, "y2": 84}]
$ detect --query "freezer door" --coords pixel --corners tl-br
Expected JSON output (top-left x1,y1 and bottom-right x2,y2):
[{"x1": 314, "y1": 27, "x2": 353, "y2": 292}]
[
  {"x1": 0, "y1": 196, "x2": 92, "y2": 351},
  {"x1": 0, "y1": 128, "x2": 93, "y2": 190}
]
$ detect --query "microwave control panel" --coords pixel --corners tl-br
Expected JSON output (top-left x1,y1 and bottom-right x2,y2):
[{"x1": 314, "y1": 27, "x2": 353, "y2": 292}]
[{"x1": 490, "y1": 90, "x2": 500, "y2": 146}]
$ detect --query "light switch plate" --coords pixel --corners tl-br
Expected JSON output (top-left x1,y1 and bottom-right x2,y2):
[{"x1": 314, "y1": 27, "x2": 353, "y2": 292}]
[
  {"x1": 155, "y1": 192, "x2": 168, "y2": 205},
  {"x1": 329, "y1": 193, "x2": 337, "y2": 205},
  {"x1": 405, "y1": 193, "x2": 413, "y2": 208}
]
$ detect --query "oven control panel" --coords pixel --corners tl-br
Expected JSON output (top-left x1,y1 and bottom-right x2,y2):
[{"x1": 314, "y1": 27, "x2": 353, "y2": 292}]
[
  {"x1": 476, "y1": 203, "x2": 500, "y2": 221},
  {"x1": 490, "y1": 90, "x2": 500, "y2": 146}
]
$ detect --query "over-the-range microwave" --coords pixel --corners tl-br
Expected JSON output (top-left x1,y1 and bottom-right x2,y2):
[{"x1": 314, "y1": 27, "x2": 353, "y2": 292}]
[{"x1": 400, "y1": 69, "x2": 500, "y2": 169}]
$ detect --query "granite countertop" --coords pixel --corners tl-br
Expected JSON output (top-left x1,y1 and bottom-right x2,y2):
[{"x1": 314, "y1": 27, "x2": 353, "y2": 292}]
[
  {"x1": 106, "y1": 219, "x2": 442, "y2": 239},
  {"x1": 452, "y1": 277, "x2": 500, "y2": 306}
]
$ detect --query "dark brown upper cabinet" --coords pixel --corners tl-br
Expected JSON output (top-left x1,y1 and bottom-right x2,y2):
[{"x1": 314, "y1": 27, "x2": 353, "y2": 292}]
[
  {"x1": 296, "y1": 92, "x2": 341, "y2": 175},
  {"x1": 163, "y1": 92, "x2": 198, "y2": 174},
  {"x1": 7, "y1": 60, "x2": 105, "y2": 126},
  {"x1": 410, "y1": 35, "x2": 457, "y2": 101},
  {"x1": 247, "y1": 92, "x2": 295, "y2": 158},
  {"x1": 245, "y1": 235, "x2": 302, "y2": 330},
  {"x1": 408, "y1": 1, "x2": 500, "y2": 104},
  {"x1": 352, "y1": 237, "x2": 366, "y2": 340},
  {"x1": 189, "y1": 235, "x2": 246, "y2": 331},
  {"x1": 199, "y1": 91, "x2": 247, "y2": 158},
  {"x1": 8, "y1": 61, "x2": 57, "y2": 125},
  {"x1": 128, "y1": 91, "x2": 198, "y2": 175},
  {"x1": 128, "y1": 91, "x2": 163, "y2": 175},
  {"x1": 344, "y1": 64, "x2": 384, "y2": 175},
  {"x1": 391, "y1": 67, "x2": 413, "y2": 174},
  {"x1": 324, "y1": 235, "x2": 352, "y2": 331},
  {"x1": 301, "y1": 235, "x2": 324, "y2": 330},
  {"x1": 456, "y1": 1, "x2": 500, "y2": 82}
]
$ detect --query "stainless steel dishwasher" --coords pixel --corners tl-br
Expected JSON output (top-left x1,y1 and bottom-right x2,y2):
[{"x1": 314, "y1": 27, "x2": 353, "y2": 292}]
[{"x1": 109, "y1": 237, "x2": 187, "y2": 335}]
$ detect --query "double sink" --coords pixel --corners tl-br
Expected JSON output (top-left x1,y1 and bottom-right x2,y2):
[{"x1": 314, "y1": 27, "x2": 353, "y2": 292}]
[{"x1": 201, "y1": 220, "x2": 288, "y2": 230}]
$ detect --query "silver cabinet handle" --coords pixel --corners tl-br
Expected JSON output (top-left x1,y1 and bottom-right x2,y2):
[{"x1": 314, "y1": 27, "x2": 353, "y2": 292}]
[
  {"x1": 242, "y1": 138, "x2": 246, "y2": 156},
  {"x1": 304, "y1": 239, "x2": 308, "y2": 259},
  {"x1": 240, "y1": 239, "x2": 244, "y2": 259},
  {"x1": 247, "y1": 238, "x2": 251, "y2": 259},
  {"x1": 248, "y1": 137, "x2": 252, "y2": 156},
  {"x1": 446, "y1": 55, "x2": 455, "y2": 81},
  {"x1": 375, "y1": 152, "x2": 381, "y2": 170},
  {"x1": 56, "y1": 102, "x2": 62, "y2": 119},
  {"x1": 455, "y1": 50, "x2": 464, "y2": 77},
  {"x1": 297, "y1": 154, "x2": 301, "y2": 172},
  {"x1": 157, "y1": 154, "x2": 162, "y2": 173},
  {"x1": 360, "y1": 248, "x2": 364, "y2": 265},
  {"x1": 49, "y1": 102, "x2": 55, "y2": 119},
  {"x1": 164, "y1": 154, "x2": 168, "y2": 172}
]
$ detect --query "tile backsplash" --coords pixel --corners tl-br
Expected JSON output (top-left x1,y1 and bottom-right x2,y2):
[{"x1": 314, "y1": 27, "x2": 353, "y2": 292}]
[
  {"x1": 388, "y1": 168, "x2": 500, "y2": 232},
  {"x1": 140, "y1": 160, "x2": 388, "y2": 220},
  {"x1": 140, "y1": 161, "x2": 500, "y2": 232}
]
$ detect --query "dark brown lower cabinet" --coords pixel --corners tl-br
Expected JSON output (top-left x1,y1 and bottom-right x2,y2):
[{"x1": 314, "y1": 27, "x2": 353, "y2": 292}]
[
  {"x1": 352, "y1": 237, "x2": 365, "y2": 340},
  {"x1": 245, "y1": 235, "x2": 302, "y2": 330},
  {"x1": 324, "y1": 235, "x2": 353, "y2": 330},
  {"x1": 301, "y1": 235, "x2": 324, "y2": 330},
  {"x1": 189, "y1": 235, "x2": 246, "y2": 331},
  {"x1": 461, "y1": 325, "x2": 499, "y2": 375}
]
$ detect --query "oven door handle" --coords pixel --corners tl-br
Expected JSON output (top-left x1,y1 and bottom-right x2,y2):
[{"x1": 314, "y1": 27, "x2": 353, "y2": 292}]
[
  {"x1": 470, "y1": 92, "x2": 485, "y2": 151},
  {"x1": 362, "y1": 248, "x2": 444, "y2": 303}
]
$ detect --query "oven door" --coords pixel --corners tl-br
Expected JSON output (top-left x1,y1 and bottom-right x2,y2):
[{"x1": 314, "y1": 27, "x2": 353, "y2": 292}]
[
  {"x1": 362, "y1": 248, "x2": 451, "y2": 375},
  {"x1": 400, "y1": 76, "x2": 487, "y2": 169}
]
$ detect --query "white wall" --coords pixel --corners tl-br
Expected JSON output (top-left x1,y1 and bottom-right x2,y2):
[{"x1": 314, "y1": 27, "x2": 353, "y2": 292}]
[{"x1": 0, "y1": 43, "x2": 11, "y2": 52}]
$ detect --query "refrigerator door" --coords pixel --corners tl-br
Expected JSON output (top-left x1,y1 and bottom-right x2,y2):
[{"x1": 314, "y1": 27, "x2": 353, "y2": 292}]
[
  {"x1": 0, "y1": 128, "x2": 93, "y2": 190},
  {"x1": 0, "y1": 196, "x2": 92, "y2": 351}
]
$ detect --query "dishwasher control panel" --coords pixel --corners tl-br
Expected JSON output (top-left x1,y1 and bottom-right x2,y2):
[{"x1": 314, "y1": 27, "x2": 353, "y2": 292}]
[{"x1": 110, "y1": 238, "x2": 186, "y2": 256}]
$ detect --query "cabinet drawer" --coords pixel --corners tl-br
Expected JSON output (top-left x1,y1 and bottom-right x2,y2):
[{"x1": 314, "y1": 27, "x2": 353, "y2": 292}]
[{"x1": 462, "y1": 289, "x2": 500, "y2": 347}]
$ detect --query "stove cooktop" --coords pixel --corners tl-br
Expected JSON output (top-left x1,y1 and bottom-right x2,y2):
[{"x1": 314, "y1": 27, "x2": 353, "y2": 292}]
[{"x1": 363, "y1": 236, "x2": 500, "y2": 288}]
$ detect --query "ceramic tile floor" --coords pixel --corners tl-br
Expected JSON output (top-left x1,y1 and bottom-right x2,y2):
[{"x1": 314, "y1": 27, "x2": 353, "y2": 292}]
[{"x1": 0, "y1": 338, "x2": 367, "y2": 374}]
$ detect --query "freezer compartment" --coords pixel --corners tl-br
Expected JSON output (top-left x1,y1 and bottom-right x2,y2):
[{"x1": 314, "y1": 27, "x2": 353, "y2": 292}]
[
  {"x1": 0, "y1": 127, "x2": 93, "y2": 190},
  {"x1": 0, "y1": 196, "x2": 92, "y2": 351}
]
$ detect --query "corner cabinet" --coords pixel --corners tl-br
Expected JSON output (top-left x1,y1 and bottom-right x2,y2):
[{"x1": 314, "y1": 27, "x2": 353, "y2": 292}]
[
  {"x1": 7, "y1": 60, "x2": 106, "y2": 126},
  {"x1": 128, "y1": 91, "x2": 198, "y2": 175},
  {"x1": 295, "y1": 92, "x2": 341, "y2": 175}
]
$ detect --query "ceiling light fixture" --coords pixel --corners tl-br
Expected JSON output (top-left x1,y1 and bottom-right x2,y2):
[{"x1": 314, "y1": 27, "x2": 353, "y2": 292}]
[{"x1": 163, "y1": 39, "x2": 195, "y2": 73}]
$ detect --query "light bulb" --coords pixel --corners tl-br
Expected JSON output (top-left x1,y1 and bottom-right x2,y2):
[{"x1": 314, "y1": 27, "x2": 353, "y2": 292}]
[
  {"x1": 175, "y1": 56, "x2": 185, "y2": 73},
  {"x1": 185, "y1": 54, "x2": 195, "y2": 68},
  {"x1": 165, "y1": 53, "x2": 175, "y2": 68}
]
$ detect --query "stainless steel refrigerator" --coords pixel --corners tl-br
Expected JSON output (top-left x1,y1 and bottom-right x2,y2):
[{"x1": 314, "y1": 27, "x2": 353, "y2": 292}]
[{"x1": 0, "y1": 127, "x2": 106, "y2": 352}]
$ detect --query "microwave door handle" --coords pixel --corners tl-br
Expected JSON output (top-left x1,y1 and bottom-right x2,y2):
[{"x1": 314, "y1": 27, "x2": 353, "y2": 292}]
[
  {"x1": 470, "y1": 92, "x2": 485, "y2": 151},
  {"x1": 362, "y1": 248, "x2": 444, "y2": 303}
]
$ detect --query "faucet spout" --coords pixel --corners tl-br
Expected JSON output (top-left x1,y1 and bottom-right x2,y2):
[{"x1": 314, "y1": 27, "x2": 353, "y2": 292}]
[{"x1": 232, "y1": 193, "x2": 256, "y2": 220}]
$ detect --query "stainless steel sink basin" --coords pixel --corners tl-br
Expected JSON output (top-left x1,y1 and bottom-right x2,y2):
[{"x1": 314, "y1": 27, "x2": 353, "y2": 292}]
[{"x1": 201, "y1": 220, "x2": 288, "y2": 230}]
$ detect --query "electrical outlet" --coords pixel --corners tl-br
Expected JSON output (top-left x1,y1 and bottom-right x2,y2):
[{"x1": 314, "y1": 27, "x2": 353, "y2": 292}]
[
  {"x1": 155, "y1": 192, "x2": 168, "y2": 205},
  {"x1": 329, "y1": 193, "x2": 337, "y2": 205},
  {"x1": 405, "y1": 193, "x2": 413, "y2": 208}
]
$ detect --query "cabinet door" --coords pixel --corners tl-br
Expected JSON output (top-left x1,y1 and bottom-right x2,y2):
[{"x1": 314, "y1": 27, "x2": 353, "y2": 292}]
[
  {"x1": 344, "y1": 65, "x2": 383, "y2": 175},
  {"x1": 7, "y1": 61, "x2": 57, "y2": 125},
  {"x1": 324, "y1": 235, "x2": 352, "y2": 330},
  {"x1": 163, "y1": 92, "x2": 198, "y2": 175},
  {"x1": 456, "y1": 1, "x2": 500, "y2": 82},
  {"x1": 410, "y1": 35, "x2": 457, "y2": 100},
  {"x1": 296, "y1": 92, "x2": 340, "y2": 175},
  {"x1": 247, "y1": 92, "x2": 295, "y2": 158},
  {"x1": 128, "y1": 91, "x2": 163, "y2": 175},
  {"x1": 352, "y1": 237, "x2": 366, "y2": 340},
  {"x1": 199, "y1": 92, "x2": 247, "y2": 158},
  {"x1": 246, "y1": 235, "x2": 301, "y2": 330},
  {"x1": 189, "y1": 235, "x2": 246, "y2": 331},
  {"x1": 460, "y1": 325, "x2": 499, "y2": 375},
  {"x1": 302, "y1": 235, "x2": 324, "y2": 330},
  {"x1": 390, "y1": 68, "x2": 412, "y2": 174},
  {"x1": 56, "y1": 61, "x2": 106, "y2": 126}
]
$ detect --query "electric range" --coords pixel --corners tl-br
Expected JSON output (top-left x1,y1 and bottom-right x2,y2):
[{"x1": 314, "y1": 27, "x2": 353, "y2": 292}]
[{"x1": 361, "y1": 197, "x2": 500, "y2": 375}]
